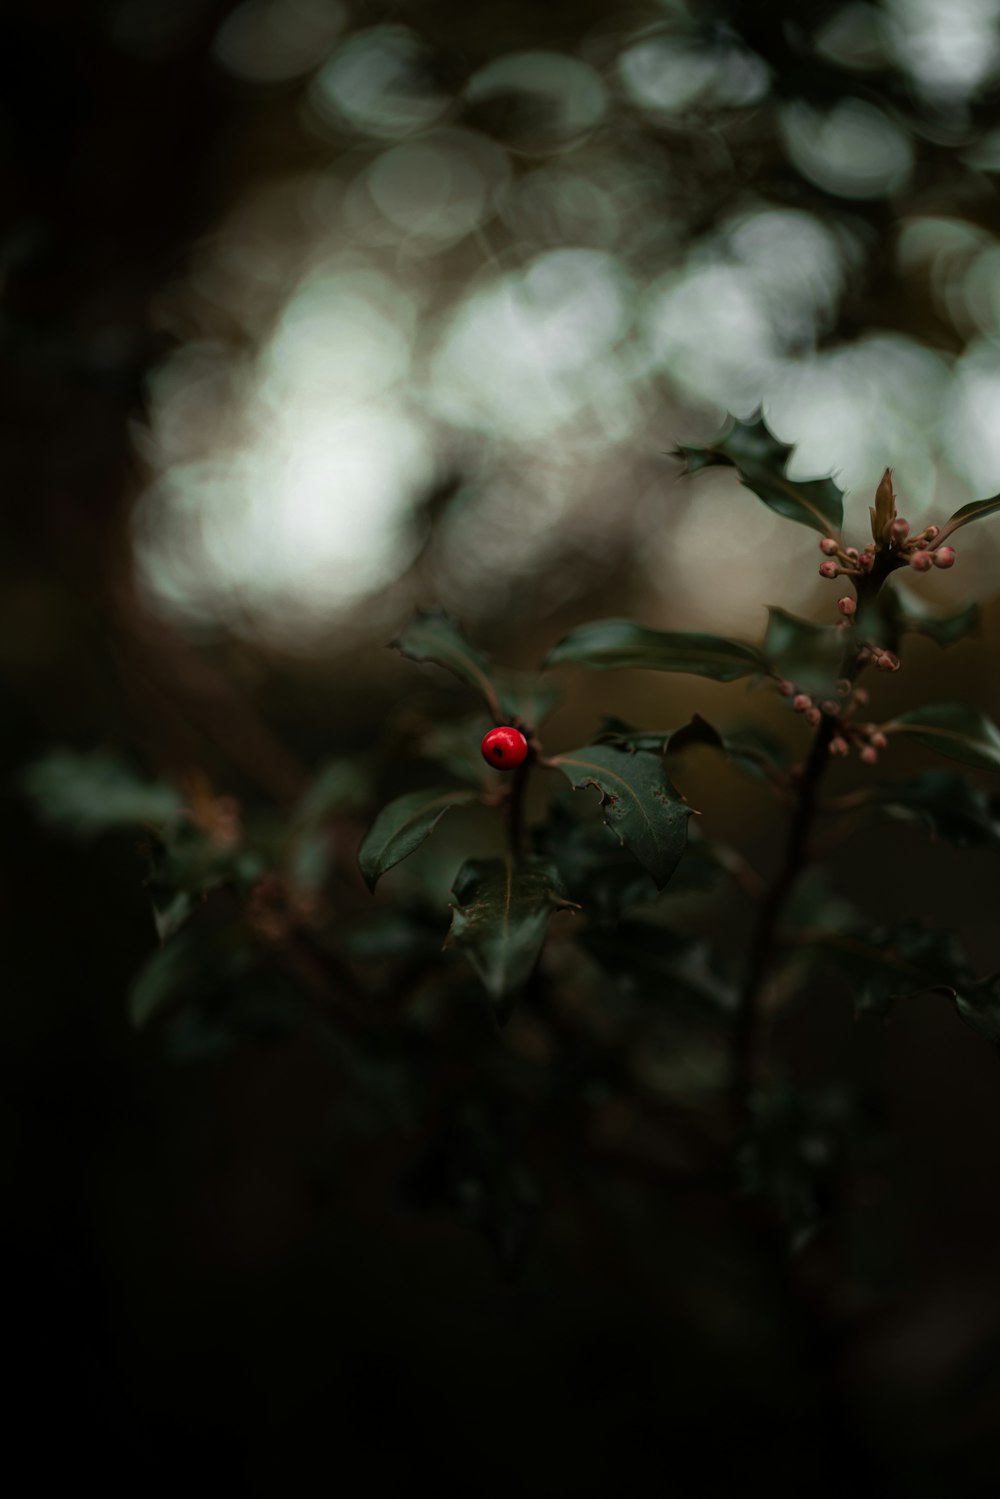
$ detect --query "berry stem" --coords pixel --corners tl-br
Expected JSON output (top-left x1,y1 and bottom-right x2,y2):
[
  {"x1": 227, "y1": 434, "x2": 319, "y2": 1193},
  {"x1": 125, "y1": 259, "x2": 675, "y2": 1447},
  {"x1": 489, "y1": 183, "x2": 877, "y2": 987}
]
[{"x1": 503, "y1": 759, "x2": 529, "y2": 857}]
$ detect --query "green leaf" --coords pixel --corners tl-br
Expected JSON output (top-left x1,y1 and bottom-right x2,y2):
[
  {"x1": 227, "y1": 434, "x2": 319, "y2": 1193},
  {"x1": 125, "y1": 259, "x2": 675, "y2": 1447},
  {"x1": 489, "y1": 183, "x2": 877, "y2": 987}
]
[
  {"x1": 796, "y1": 922, "x2": 965, "y2": 1021},
  {"x1": 392, "y1": 609, "x2": 501, "y2": 718},
  {"x1": 862, "y1": 772, "x2": 1000, "y2": 850},
  {"x1": 292, "y1": 759, "x2": 372, "y2": 828},
  {"x1": 445, "y1": 855, "x2": 574, "y2": 1009},
  {"x1": 552, "y1": 743, "x2": 692, "y2": 889},
  {"x1": 23, "y1": 749, "x2": 183, "y2": 838},
  {"x1": 939, "y1": 491, "x2": 1000, "y2": 542},
  {"x1": 595, "y1": 715, "x2": 788, "y2": 783},
  {"x1": 358, "y1": 786, "x2": 480, "y2": 892},
  {"x1": 582, "y1": 921, "x2": 734, "y2": 1017},
  {"x1": 762, "y1": 607, "x2": 844, "y2": 698},
  {"x1": 494, "y1": 669, "x2": 559, "y2": 730},
  {"x1": 416, "y1": 715, "x2": 492, "y2": 787},
  {"x1": 533, "y1": 802, "x2": 659, "y2": 918},
  {"x1": 954, "y1": 973, "x2": 1000, "y2": 1047},
  {"x1": 673, "y1": 412, "x2": 844, "y2": 537},
  {"x1": 888, "y1": 703, "x2": 1000, "y2": 772},
  {"x1": 868, "y1": 589, "x2": 979, "y2": 651},
  {"x1": 544, "y1": 619, "x2": 764, "y2": 681},
  {"x1": 129, "y1": 921, "x2": 251, "y2": 1029}
]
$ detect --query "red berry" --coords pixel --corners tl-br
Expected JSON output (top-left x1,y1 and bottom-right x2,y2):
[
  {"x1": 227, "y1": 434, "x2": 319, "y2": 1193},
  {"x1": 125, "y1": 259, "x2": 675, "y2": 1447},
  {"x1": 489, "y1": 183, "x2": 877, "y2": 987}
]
[
  {"x1": 481, "y1": 725, "x2": 529, "y2": 769},
  {"x1": 932, "y1": 546, "x2": 956, "y2": 568}
]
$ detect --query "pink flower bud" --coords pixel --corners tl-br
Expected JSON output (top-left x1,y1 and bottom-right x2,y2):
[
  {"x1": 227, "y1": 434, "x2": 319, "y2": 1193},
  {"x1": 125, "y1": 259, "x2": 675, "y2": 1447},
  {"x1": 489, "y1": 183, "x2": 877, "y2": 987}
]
[
  {"x1": 836, "y1": 679, "x2": 852, "y2": 697},
  {"x1": 806, "y1": 706, "x2": 822, "y2": 726},
  {"x1": 932, "y1": 546, "x2": 956, "y2": 568},
  {"x1": 820, "y1": 537, "x2": 839, "y2": 556},
  {"x1": 876, "y1": 651, "x2": 900, "y2": 672},
  {"x1": 793, "y1": 694, "x2": 811, "y2": 713},
  {"x1": 871, "y1": 732, "x2": 888, "y2": 751},
  {"x1": 854, "y1": 687, "x2": 870, "y2": 704},
  {"x1": 838, "y1": 596, "x2": 856, "y2": 617},
  {"x1": 891, "y1": 517, "x2": 909, "y2": 541},
  {"x1": 830, "y1": 736, "x2": 849, "y2": 756},
  {"x1": 819, "y1": 560, "x2": 839, "y2": 579},
  {"x1": 924, "y1": 524, "x2": 939, "y2": 540},
  {"x1": 858, "y1": 552, "x2": 874, "y2": 571},
  {"x1": 844, "y1": 547, "x2": 859, "y2": 563},
  {"x1": 777, "y1": 679, "x2": 795, "y2": 697},
  {"x1": 860, "y1": 746, "x2": 878, "y2": 765},
  {"x1": 910, "y1": 550, "x2": 932, "y2": 571}
]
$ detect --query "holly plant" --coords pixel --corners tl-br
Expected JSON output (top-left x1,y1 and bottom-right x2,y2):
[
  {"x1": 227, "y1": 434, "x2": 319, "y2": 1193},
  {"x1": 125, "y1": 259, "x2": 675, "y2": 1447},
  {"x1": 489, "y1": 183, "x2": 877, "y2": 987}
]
[
  {"x1": 361, "y1": 413, "x2": 1000, "y2": 1116},
  {"x1": 24, "y1": 412, "x2": 1000, "y2": 1255}
]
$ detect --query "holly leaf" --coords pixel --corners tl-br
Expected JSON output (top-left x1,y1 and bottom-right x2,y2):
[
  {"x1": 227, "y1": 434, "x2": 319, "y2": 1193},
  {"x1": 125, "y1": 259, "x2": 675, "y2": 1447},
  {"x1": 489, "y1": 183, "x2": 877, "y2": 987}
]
[
  {"x1": 795, "y1": 922, "x2": 965, "y2": 1022},
  {"x1": 291, "y1": 759, "x2": 372, "y2": 828},
  {"x1": 445, "y1": 855, "x2": 575, "y2": 1010},
  {"x1": 544, "y1": 619, "x2": 765, "y2": 681},
  {"x1": 937, "y1": 491, "x2": 1000, "y2": 544},
  {"x1": 862, "y1": 772, "x2": 1000, "y2": 850},
  {"x1": 23, "y1": 749, "x2": 183, "y2": 838},
  {"x1": 358, "y1": 786, "x2": 480, "y2": 892},
  {"x1": 534, "y1": 802, "x2": 659, "y2": 918},
  {"x1": 494, "y1": 669, "x2": 559, "y2": 730},
  {"x1": 595, "y1": 715, "x2": 788, "y2": 783},
  {"x1": 794, "y1": 921, "x2": 1000, "y2": 1051},
  {"x1": 392, "y1": 610, "x2": 501, "y2": 719},
  {"x1": 887, "y1": 704, "x2": 1000, "y2": 773},
  {"x1": 551, "y1": 743, "x2": 692, "y2": 889},
  {"x1": 868, "y1": 590, "x2": 979, "y2": 652},
  {"x1": 673, "y1": 412, "x2": 844, "y2": 537},
  {"x1": 762, "y1": 607, "x2": 844, "y2": 698}
]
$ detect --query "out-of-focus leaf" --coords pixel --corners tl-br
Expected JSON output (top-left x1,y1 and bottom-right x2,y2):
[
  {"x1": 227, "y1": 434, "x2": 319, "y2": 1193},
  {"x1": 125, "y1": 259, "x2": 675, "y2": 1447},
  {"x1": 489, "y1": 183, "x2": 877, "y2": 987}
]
[
  {"x1": 868, "y1": 589, "x2": 979, "y2": 652},
  {"x1": 129, "y1": 922, "x2": 250, "y2": 1029},
  {"x1": 494, "y1": 668, "x2": 559, "y2": 730},
  {"x1": 673, "y1": 412, "x2": 844, "y2": 537},
  {"x1": 534, "y1": 802, "x2": 659, "y2": 919},
  {"x1": 544, "y1": 619, "x2": 764, "y2": 681},
  {"x1": 887, "y1": 703, "x2": 1000, "y2": 772},
  {"x1": 392, "y1": 609, "x2": 501, "y2": 718},
  {"x1": 23, "y1": 749, "x2": 182, "y2": 838},
  {"x1": 445, "y1": 855, "x2": 574, "y2": 1010},
  {"x1": 582, "y1": 921, "x2": 734, "y2": 1016},
  {"x1": 595, "y1": 715, "x2": 789, "y2": 783},
  {"x1": 291, "y1": 759, "x2": 371, "y2": 828},
  {"x1": 358, "y1": 786, "x2": 480, "y2": 892},
  {"x1": 552, "y1": 743, "x2": 692, "y2": 889},
  {"x1": 794, "y1": 921, "x2": 1000, "y2": 1050},
  {"x1": 762, "y1": 607, "x2": 844, "y2": 697},
  {"x1": 416, "y1": 715, "x2": 491, "y2": 787},
  {"x1": 861, "y1": 772, "x2": 1000, "y2": 849}
]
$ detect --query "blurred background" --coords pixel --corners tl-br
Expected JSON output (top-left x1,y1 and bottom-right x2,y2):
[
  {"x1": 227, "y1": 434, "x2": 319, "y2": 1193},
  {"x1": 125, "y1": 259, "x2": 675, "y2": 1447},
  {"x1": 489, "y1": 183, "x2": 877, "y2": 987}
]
[{"x1": 7, "y1": 0, "x2": 1000, "y2": 1493}]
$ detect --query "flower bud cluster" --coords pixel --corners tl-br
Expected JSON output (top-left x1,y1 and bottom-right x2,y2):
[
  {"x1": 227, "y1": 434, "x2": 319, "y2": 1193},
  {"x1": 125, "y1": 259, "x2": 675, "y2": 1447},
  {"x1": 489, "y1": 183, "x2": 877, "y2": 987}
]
[{"x1": 780, "y1": 681, "x2": 890, "y2": 764}]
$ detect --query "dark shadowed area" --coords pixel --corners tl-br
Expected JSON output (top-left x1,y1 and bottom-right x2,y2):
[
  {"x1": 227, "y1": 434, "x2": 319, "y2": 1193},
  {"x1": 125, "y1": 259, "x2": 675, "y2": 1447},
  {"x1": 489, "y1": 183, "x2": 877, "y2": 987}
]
[{"x1": 6, "y1": 1, "x2": 1000, "y2": 1494}]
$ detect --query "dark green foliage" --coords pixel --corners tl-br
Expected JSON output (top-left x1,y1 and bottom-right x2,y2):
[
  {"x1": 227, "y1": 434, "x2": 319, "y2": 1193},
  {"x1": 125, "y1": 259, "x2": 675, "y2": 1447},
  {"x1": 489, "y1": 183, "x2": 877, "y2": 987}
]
[
  {"x1": 392, "y1": 608, "x2": 502, "y2": 718},
  {"x1": 762, "y1": 606, "x2": 844, "y2": 697},
  {"x1": 861, "y1": 772, "x2": 1000, "y2": 850},
  {"x1": 888, "y1": 703, "x2": 1000, "y2": 772},
  {"x1": 673, "y1": 412, "x2": 844, "y2": 536},
  {"x1": 545, "y1": 618, "x2": 765, "y2": 680},
  {"x1": 23, "y1": 748, "x2": 183, "y2": 837},
  {"x1": 445, "y1": 856, "x2": 574, "y2": 1010},
  {"x1": 868, "y1": 590, "x2": 979, "y2": 651},
  {"x1": 552, "y1": 743, "x2": 692, "y2": 889},
  {"x1": 357, "y1": 786, "x2": 480, "y2": 891}
]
